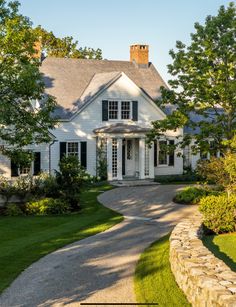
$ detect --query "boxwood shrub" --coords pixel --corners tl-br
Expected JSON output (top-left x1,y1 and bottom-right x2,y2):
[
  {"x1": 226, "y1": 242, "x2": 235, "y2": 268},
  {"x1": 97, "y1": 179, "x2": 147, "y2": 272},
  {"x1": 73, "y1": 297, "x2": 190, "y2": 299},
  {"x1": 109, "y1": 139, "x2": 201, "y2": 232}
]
[
  {"x1": 199, "y1": 194, "x2": 236, "y2": 234},
  {"x1": 25, "y1": 198, "x2": 70, "y2": 215},
  {"x1": 154, "y1": 173, "x2": 201, "y2": 184},
  {"x1": 4, "y1": 203, "x2": 24, "y2": 216},
  {"x1": 174, "y1": 187, "x2": 212, "y2": 204}
]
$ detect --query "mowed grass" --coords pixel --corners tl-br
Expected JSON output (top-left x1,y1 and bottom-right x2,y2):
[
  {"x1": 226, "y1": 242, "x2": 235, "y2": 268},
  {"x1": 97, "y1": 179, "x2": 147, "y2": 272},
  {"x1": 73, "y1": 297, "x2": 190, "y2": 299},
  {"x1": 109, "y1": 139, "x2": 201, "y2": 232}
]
[
  {"x1": 203, "y1": 233, "x2": 236, "y2": 272},
  {"x1": 0, "y1": 184, "x2": 123, "y2": 293},
  {"x1": 134, "y1": 234, "x2": 190, "y2": 307}
]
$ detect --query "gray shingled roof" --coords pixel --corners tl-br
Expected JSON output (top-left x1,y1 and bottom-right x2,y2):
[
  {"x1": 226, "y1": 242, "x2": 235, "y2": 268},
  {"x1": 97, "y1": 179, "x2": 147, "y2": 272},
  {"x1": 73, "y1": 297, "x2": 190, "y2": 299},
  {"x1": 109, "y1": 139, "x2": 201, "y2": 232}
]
[
  {"x1": 40, "y1": 57, "x2": 167, "y2": 119},
  {"x1": 93, "y1": 123, "x2": 151, "y2": 134}
]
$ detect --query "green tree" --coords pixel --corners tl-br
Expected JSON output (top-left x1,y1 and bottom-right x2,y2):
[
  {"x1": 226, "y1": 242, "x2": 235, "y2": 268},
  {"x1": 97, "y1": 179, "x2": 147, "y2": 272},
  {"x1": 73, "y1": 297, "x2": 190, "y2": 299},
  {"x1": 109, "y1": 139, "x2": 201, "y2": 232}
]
[
  {"x1": 0, "y1": 0, "x2": 57, "y2": 163},
  {"x1": 34, "y1": 26, "x2": 102, "y2": 59},
  {"x1": 197, "y1": 136, "x2": 236, "y2": 198},
  {"x1": 148, "y1": 2, "x2": 236, "y2": 154}
]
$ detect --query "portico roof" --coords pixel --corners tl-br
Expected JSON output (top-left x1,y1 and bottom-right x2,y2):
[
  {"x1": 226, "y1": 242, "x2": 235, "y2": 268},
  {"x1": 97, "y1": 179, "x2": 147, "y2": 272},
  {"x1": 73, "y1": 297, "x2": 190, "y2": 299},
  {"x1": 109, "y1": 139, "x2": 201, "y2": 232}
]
[{"x1": 93, "y1": 123, "x2": 151, "y2": 134}]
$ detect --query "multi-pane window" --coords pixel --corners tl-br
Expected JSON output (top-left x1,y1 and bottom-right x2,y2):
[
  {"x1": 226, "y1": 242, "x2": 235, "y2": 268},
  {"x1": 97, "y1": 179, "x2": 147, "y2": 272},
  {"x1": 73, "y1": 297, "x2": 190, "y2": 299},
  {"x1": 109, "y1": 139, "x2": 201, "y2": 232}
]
[
  {"x1": 127, "y1": 139, "x2": 132, "y2": 160},
  {"x1": 67, "y1": 142, "x2": 79, "y2": 157},
  {"x1": 144, "y1": 143, "x2": 150, "y2": 176},
  {"x1": 20, "y1": 165, "x2": 31, "y2": 175},
  {"x1": 159, "y1": 141, "x2": 168, "y2": 165},
  {"x1": 108, "y1": 101, "x2": 118, "y2": 119},
  {"x1": 121, "y1": 101, "x2": 131, "y2": 119},
  {"x1": 112, "y1": 139, "x2": 118, "y2": 178}
]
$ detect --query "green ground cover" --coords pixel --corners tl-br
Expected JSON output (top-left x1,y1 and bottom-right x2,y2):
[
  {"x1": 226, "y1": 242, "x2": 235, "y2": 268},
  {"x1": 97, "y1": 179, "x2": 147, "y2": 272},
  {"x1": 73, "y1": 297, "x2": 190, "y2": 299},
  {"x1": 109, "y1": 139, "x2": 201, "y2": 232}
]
[
  {"x1": 203, "y1": 233, "x2": 236, "y2": 272},
  {"x1": 0, "y1": 184, "x2": 123, "y2": 293},
  {"x1": 134, "y1": 234, "x2": 190, "y2": 307}
]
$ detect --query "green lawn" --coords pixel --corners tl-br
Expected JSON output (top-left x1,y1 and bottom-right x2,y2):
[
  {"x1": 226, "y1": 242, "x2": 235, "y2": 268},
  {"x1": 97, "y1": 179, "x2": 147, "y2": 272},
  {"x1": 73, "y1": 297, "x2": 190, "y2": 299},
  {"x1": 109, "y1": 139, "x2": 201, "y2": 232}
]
[
  {"x1": 0, "y1": 184, "x2": 123, "y2": 293},
  {"x1": 134, "y1": 234, "x2": 190, "y2": 307},
  {"x1": 203, "y1": 233, "x2": 236, "y2": 272}
]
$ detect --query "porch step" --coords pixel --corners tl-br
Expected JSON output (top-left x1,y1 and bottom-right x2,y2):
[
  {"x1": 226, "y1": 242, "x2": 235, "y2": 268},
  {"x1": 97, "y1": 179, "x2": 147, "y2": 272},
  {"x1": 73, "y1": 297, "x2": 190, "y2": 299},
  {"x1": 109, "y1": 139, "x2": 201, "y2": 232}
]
[{"x1": 110, "y1": 179, "x2": 159, "y2": 187}]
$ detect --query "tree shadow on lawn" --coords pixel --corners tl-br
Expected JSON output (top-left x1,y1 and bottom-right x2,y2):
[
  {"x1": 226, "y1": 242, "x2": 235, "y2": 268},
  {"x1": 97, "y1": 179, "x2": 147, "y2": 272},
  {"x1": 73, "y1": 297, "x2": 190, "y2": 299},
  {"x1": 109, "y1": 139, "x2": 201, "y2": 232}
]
[{"x1": 202, "y1": 235, "x2": 236, "y2": 272}]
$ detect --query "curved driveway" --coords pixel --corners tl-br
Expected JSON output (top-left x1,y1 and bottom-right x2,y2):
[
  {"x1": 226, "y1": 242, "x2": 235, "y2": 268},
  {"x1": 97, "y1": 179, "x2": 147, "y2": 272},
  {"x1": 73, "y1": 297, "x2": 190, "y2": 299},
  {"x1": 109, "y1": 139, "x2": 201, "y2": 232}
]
[{"x1": 0, "y1": 185, "x2": 197, "y2": 307}]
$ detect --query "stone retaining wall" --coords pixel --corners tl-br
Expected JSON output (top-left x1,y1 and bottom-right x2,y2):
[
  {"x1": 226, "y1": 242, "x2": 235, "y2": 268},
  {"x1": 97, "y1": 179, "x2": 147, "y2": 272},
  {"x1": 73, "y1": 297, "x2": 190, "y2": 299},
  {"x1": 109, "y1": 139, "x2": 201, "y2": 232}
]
[{"x1": 170, "y1": 214, "x2": 236, "y2": 307}]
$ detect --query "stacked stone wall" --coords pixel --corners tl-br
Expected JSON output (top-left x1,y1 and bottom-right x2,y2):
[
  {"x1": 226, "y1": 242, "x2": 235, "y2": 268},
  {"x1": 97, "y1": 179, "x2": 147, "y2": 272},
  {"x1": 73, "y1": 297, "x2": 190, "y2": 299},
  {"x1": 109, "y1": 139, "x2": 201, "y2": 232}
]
[{"x1": 170, "y1": 215, "x2": 236, "y2": 306}]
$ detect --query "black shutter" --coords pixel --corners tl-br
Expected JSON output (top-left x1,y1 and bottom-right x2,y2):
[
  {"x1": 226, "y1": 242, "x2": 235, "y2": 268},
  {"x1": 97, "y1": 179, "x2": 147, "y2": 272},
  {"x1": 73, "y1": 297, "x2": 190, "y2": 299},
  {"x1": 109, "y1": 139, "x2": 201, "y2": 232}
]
[
  {"x1": 132, "y1": 101, "x2": 138, "y2": 121},
  {"x1": 154, "y1": 140, "x2": 157, "y2": 167},
  {"x1": 34, "y1": 152, "x2": 41, "y2": 175},
  {"x1": 60, "y1": 142, "x2": 67, "y2": 160},
  {"x1": 102, "y1": 100, "x2": 108, "y2": 121},
  {"x1": 11, "y1": 160, "x2": 18, "y2": 177},
  {"x1": 169, "y1": 140, "x2": 175, "y2": 166},
  {"x1": 80, "y1": 141, "x2": 87, "y2": 169}
]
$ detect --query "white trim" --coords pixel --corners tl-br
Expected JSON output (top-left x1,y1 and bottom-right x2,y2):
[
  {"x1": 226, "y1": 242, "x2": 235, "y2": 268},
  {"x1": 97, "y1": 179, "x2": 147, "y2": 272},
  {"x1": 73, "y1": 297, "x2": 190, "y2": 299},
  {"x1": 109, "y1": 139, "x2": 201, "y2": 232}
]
[{"x1": 58, "y1": 72, "x2": 166, "y2": 122}]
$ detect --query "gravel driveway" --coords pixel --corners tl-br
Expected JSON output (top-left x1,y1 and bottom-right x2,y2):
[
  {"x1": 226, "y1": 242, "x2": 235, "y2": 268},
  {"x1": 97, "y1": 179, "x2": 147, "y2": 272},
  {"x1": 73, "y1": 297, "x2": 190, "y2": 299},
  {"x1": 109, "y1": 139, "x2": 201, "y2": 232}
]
[{"x1": 0, "y1": 185, "x2": 197, "y2": 307}]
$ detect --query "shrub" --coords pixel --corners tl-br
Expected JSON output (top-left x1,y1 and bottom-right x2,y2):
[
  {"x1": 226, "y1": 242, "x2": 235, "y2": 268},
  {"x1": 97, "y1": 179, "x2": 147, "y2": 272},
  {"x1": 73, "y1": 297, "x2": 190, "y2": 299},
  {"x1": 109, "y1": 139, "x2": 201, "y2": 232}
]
[
  {"x1": 154, "y1": 173, "x2": 201, "y2": 184},
  {"x1": 199, "y1": 194, "x2": 236, "y2": 234},
  {"x1": 174, "y1": 187, "x2": 209, "y2": 204},
  {"x1": 25, "y1": 198, "x2": 70, "y2": 215},
  {"x1": 33, "y1": 172, "x2": 59, "y2": 198},
  {"x1": 55, "y1": 155, "x2": 86, "y2": 209},
  {"x1": 13, "y1": 175, "x2": 34, "y2": 201},
  {"x1": 0, "y1": 176, "x2": 15, "y2": 204},
  {"x1": 4, "y1": 203, "x2": 24, "y2": 216}
]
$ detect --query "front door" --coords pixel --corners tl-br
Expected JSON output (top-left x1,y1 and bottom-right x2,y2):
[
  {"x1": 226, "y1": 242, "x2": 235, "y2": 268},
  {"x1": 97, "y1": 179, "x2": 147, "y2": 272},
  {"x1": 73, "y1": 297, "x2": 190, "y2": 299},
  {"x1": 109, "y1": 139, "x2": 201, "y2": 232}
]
[{"x1": 125, "y1": 139, "x2": 135, "y2": 177}]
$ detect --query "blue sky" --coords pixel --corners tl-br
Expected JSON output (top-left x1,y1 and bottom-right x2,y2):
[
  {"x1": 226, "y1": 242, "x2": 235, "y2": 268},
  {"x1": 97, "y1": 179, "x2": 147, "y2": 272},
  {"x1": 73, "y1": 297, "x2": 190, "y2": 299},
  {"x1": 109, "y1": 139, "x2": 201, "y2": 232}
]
[{"x1": 18, "y1": 0, "x2": 231, "y2": 83}]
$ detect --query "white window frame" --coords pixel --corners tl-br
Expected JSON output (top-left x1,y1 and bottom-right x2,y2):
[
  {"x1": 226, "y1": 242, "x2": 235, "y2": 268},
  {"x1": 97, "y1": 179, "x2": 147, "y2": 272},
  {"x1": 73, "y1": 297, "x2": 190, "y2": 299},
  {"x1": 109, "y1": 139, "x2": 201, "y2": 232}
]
[
  {"x1": 66, "y1": 142, "x2": 79, "y2": 157},
  {"x1": 108, "y1": 101, "x2": 119, "y2": 120},
  {"x1": 107, "y1": 100, "x2": 133, "y2": 121},
  {"x1": 121, "y1": 101, "x2": 131, "y2": 120},
  {"x1": 158, "y1": 139, "x2": 175, "y2": 167}
]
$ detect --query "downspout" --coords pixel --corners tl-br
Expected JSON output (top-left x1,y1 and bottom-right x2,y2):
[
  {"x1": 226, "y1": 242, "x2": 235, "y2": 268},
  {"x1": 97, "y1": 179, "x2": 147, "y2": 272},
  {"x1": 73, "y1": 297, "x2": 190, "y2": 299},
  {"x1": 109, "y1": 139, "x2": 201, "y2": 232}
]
[{"x1": 49, "y1": 139, "x2": 58, "y2": 175}]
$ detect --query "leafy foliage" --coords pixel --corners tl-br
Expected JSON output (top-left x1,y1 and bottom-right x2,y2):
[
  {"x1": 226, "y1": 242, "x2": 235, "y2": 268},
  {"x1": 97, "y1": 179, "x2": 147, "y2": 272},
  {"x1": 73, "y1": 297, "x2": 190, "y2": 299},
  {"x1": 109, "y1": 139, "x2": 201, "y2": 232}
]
[
  {"x1": 25, "y1": 198, "x2": 70, "y2": 215},
  {"x1": 197, "y1": 152, "x2": 236, "y2": 197},
  {"x1": 96, "y1": 147, "x2": 108, "y2": 180},
  {"x1": 4, "y1": 203, "x2": 24, "y2": 216},
  {"x1": 199, "y1": 194, "x2": 236, "y2": 234},
  {"x1": 148, "y1": 2, "x2": 236, "y2": 154},
  {"x1": 0, "y1": 0, "x2": 57, "y2": 163},
  {"x1": 34, "y1": 26, "x2": 102, "y2": 60},
  {"x1": 55, "y1": 155, "x2": 87, "y2": 209},
  {"x1": 154, "y1": 173, "x2": 201, "y2": 184},
  {"x1": 174, "y1": 186, "x2": 220, "y2": 204}
]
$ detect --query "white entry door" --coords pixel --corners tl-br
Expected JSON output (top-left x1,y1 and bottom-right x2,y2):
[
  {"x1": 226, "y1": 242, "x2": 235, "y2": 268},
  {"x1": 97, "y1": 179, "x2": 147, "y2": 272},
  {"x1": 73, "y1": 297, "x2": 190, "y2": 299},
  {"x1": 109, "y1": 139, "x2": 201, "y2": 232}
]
[{"x1": 125, "y1": 139, "x2": 135, "y2": 177}]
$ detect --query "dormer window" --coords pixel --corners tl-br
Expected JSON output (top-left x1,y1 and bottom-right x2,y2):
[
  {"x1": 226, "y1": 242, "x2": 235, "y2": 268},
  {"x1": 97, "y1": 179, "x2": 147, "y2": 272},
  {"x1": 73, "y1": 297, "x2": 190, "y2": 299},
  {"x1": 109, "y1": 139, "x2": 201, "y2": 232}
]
[
  {"x1": 102, "y1": 100, "x2": 138, "y2": 121},
  {"x1": 121, "y1": 101, "x2": 131, "y2": 119},
  {"x1": 108, "y1": 101, "x2": 118, "y2": 119}
]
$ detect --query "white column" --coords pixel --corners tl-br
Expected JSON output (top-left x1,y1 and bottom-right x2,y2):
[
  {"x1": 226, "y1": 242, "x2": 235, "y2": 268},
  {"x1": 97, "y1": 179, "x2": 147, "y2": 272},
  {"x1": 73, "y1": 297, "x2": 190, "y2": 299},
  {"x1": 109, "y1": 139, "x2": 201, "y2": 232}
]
[
  {"x1": 107, "y1": 137, "x2": 113, "y2": 181},
  {"x1": 117, "y1": 138, "x2": 123, "y2": 180},
  {"x1": 149, "y1": 143, "x2": 154, "y2": 179},
  {"x1": 139, "y1": 138, "x2": 145, "y2": 179}
]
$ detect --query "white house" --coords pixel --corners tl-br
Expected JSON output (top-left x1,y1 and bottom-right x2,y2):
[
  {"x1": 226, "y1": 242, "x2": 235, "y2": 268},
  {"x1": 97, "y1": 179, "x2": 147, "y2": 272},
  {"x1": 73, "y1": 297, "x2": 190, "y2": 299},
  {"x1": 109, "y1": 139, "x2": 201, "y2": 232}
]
[{"x1": 0, "y1": 44, "x2": 184, "y2": 181}]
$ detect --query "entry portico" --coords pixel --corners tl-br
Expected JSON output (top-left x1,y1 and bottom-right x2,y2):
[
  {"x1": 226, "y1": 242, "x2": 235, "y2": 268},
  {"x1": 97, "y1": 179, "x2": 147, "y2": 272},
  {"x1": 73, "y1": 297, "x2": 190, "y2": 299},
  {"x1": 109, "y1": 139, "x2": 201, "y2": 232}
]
[{"x1": 94, "y1": 124, "x2": 154, "y2": 181}]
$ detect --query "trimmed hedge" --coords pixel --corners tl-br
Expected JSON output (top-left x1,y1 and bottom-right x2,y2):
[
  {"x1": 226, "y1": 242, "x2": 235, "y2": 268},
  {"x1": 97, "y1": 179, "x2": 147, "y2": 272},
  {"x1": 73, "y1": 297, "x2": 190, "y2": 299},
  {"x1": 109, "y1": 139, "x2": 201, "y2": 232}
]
[
  {"x1": 25, "y1": 198, "x2": 70, "y2": 215},
  {"x1": 174, "y1": 187, "x2": 209, "y2": 204},
  {"x1": 199, "y1": 194, "x2": 236, "y2": 234},
  {"x1": 154, "y1": 173, "x2": 201, "y2": 184}
]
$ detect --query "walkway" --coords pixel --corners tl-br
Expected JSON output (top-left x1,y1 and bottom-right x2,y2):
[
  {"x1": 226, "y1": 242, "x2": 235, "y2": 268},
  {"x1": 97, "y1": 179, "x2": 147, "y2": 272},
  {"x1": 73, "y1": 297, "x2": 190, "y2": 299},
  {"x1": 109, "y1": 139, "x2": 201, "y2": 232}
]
[{"x1": 0, "y1": 185, "x2": 197, "y2": 307}]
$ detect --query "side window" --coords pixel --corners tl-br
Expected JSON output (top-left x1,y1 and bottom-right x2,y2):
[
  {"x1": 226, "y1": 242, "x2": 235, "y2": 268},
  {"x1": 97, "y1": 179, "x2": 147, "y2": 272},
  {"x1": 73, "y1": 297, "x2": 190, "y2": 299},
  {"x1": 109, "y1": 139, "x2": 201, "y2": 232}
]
[
  {"x1": 67, "y1": 142, "x2": 79, "y2": 157},
  {"x1": 159, "y1": 141, "x2": 168, "y2": 165},
  {"x1": 158, "y1": 140, "x2": 175, "y2": 166}
]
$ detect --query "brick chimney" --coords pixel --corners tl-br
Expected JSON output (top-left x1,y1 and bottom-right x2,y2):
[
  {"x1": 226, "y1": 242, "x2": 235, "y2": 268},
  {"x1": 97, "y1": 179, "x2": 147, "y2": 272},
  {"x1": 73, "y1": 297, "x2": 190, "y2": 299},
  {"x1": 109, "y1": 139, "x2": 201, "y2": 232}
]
[{"x1": 130, "y1": 44, "x2": 149, "y2": 66}]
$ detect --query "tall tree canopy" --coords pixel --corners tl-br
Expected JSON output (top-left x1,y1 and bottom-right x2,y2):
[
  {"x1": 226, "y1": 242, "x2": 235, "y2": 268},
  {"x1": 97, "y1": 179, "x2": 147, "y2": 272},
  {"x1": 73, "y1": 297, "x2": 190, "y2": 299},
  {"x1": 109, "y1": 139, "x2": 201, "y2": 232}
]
[
  {"x1": 34, "y1": 26, "x2": 102, "y2": 60},
  {"x1": 148, "y1": 2, "x2": 236, "y2": 155},
  {"x1": 0, "y1": 0, "x2": 57, "y2": 163}
]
